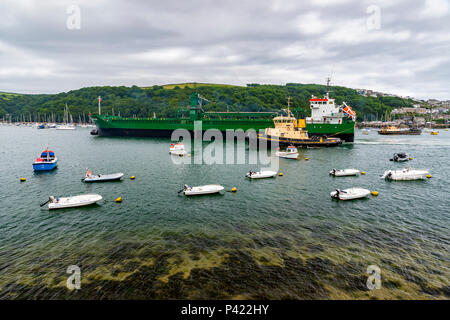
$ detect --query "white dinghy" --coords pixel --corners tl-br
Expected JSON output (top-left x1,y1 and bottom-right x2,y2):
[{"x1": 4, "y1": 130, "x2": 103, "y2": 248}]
[
  {"x1": 276, "y1": 145, "x2": 299, "y2": 159},
  {"x1": 83, "y1": 170, "x2": 124, "y2": 182},
  {"x1": 246, "y1": 170, "x2": 278, "y2": 179},
  {"x1": 169, "y1": 143, "x2": 186, "y2": 156},
  {"x1": 382, "y1": 168, "x2": 429, "y2": 181},
  {"x1": 46, "y1": 194, "x2": 103, "y2": 210},
  {"x1": 329, "y1": 168, "x2": 360, "y2": 177},
  {"x1": 182, "y1": 184, "x2": 224, "y2": 196},
  {"x1": 330, "y1": 188, "x2": 370, "y2": 200}
]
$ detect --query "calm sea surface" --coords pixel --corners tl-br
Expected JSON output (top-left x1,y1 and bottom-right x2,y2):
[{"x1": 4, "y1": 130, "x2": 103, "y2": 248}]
[{"x1": 0, "y1": 125, "x2": 449, "y2": 299}]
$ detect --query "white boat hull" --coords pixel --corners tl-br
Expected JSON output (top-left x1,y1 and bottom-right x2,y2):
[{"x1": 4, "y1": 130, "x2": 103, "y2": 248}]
[
  {"x1": 184, "y1": 185, "x2": 224, "y2": 196},
  {"x1": 330, "y1": 169, "x2": 360, "y2": 176},
  {"x1": 382, "y1": 169, "x2": 429, "y2": 181},
  {"x1": 56, "y1": 126, "x2": 76, "y2": 130},
  {"x1": 276, "y1": 151, "x2": 298, "y2": 159},
  {"x1": 170, "y1": 150, "x2": 186, "y2": 156},
  {"x1": 48, "y1": 194, "x2": 103, "y2": 210},
  {"x1": 330, "y1": 188, "x2": 370, "y2": 200},
  {"x1": 246, "y1": 170, "x2": 278, "y2": 179},
  {"x1": 84, "y1": 172, "x2": 124, "y2": 182}
]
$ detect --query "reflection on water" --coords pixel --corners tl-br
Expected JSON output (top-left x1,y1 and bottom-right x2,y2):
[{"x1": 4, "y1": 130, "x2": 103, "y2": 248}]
[{"x1": 0, "y1": 126, "x2": 449, "y2": 299}]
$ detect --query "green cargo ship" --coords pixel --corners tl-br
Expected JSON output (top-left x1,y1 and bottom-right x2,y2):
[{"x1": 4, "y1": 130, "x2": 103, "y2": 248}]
[{"x1": 93, "y1": 92, "x2": 355, "y2": 142}]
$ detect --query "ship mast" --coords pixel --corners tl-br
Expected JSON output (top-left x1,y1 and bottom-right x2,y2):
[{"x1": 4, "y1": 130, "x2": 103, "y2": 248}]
[{"x1": 326, "y1": 77, "x2": 331, "y2": 99}]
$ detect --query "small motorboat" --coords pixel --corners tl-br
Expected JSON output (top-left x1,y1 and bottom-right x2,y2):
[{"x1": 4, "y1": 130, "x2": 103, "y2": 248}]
[
  {"x1": 390, "y1": 153, "x2": 409, "y2": 162},
  {"x1": 331, "y1": 188, "x2": 370, "y2": 200},
  {"x1": 276, "y1": 145, "x2": 299, "y2": 159},
  {"x1": 82, "y1": 169, "x2": 124, "y2": 182},
  {"x1": 169, "y1": 142, "x2": 186, "y2": 156},
  {"x1": 46, "y1": 194, "x2": 103, "y2": 210},
  {"x1": 182, "y1": 184, "x2": 224, "y2": 196},
  {"x1": 246, "y1": 170, "x2": 278, "y2": 179},
  {"x1": 382, "y1": 168, "x2": 429, "y2": 181},
  {"x1": 33, "y1": 149, "x2": 58, "y2": 171},
  {"x1": 56, "y1": 124, "x2": 76, "y2": 130},
  {"x1": 329, "y1": 168, "x2": 360, "y2": 177}
]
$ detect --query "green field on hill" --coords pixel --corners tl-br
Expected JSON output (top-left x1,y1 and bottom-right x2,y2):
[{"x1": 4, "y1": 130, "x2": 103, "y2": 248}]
[{"x1": 142, "y1": 82, "x2": 241, "y2": 90}]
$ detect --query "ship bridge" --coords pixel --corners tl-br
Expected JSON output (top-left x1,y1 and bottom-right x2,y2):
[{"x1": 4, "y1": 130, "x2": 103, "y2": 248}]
[{"x1": 308, "y1": 94, "x2": 344, "y2": 124}]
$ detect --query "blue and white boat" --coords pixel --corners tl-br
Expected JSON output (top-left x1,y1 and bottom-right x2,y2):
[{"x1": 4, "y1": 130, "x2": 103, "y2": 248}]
[{"x1": 33, "y1": 149, "x2": 58, "y2": 171}]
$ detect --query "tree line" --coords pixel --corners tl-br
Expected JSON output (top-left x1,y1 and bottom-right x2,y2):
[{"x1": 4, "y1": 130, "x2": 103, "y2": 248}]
[{"x1": 0, "y1": 83, "x2": 415, "y2": 122}]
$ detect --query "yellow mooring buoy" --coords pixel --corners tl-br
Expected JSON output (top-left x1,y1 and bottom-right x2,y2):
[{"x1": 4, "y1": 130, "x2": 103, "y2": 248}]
[
  {"x1": 371, "y1": 191, "x2": 379, "y2": 196},
  {"x1": 278, "y1": 172, "x2": 284, "y2": 176},
  {"x1": 20, "y1": 178, "x2": 26, "y2": 182},
  {"x1": 231, "y1": 187, "x2": 237, "y2": 192},
  {"x1": 426, "y1": 174, "x2": 432, "y2": 179},
  {"x1": 115, "y1": 197, "x2": 122, "y2": 203},
  {"x1": 130, "y1": 176, "x2": 135, "y2": 180},
  {"x1": 409, "y1": 158, "x2": 413, "y2": 160},
  {"x1": 304, "y1": 157, "x2": 309, "y2": 161},
  {"x1": 361, "y1": 171, "x2": 366, "y2": 175}
]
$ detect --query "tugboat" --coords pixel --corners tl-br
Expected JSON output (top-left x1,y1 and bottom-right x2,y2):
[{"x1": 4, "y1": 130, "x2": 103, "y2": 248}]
[
  {"x1": 258, "y1": 101, "x2": 342, "y2": 148},
  {"x1": 377, "y1": 125, "x2": 422, "y2": 135},
  {"x1": 33, "y1": 149, "x2": 58, "y2": 171}
]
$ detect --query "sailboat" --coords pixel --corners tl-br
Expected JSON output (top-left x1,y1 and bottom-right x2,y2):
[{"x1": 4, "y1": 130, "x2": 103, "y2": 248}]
[{"x1": 56, "y1": 104, "x2": 76, "y2": 130}]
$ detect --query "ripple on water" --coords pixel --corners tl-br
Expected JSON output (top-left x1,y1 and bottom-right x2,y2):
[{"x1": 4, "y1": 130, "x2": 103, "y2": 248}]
[{"x1": 0, "y1": 127, "x2": 449, "y2": 299}]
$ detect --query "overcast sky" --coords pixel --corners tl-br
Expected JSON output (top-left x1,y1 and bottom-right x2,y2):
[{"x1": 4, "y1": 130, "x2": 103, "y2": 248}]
[{"x1": 0, "y1": 0, "x2": 449, "y2": 100}]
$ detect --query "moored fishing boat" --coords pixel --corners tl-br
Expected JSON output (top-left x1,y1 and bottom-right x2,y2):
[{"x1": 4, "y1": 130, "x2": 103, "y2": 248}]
[
  {"x1": 382, "y1": 168, "x2": 429, "y2": 181},
  {"x1": 169, "y1": 142, "x2": 186, "y2": 156},
  {"x1": 390, "y1": 153, "x2": 409, "y2": 162},
  {"x1": 245, "y1": 170, "x2": 278, "y2": 179},
  {"x1": 275, "y1": 145, "x2": 299, "y2": 159},
  {"x1": 182, "y1": 184, "x2": 224, "y2": 196},
  {"x1": 329, "y1": 168, "x2": 360, "y2": 177},
  {"x1": 46, "y1": 194, "x2": 103, "y2": 210},
  {"x1": 32, "y1": 149, "x2": 58, "y2": 171},
  {"x1": 330, "y1": 188, "x2": 370, "y2": 200},
  {"x1": 82, "y1": 169, "x2": 124, "y2": 182}
]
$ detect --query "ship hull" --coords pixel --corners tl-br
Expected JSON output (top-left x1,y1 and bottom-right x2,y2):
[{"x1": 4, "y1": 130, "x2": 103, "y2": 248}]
[
  {"x1": 377, "y1": 131, "x2": 422, "y2": 135},
  {"x1": 258, "y1": 134, "x2": 342, "y2": 148},
  {"x1": 93, "y1": 116, "x2": 355, "y2": 141},
  {"x1": 305, "y1": 122, "x2": 355, "y2": 142}
]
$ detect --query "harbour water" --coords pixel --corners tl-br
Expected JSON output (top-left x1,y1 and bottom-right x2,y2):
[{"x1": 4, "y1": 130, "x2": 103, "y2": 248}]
[{"x1": 0, "y1": 126, "x2": 448, "y2": 299}]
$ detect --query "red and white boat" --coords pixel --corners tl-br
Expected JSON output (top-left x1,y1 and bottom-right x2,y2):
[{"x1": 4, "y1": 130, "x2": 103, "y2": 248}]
[{"x1": 169, "y1": 142, "x2": 186, "y2": 156}]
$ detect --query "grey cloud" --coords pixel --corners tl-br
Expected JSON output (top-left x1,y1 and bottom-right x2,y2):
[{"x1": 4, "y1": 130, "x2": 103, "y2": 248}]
[{"x1": 0, "y1": 0, "x2": 448, "y2": 100}]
